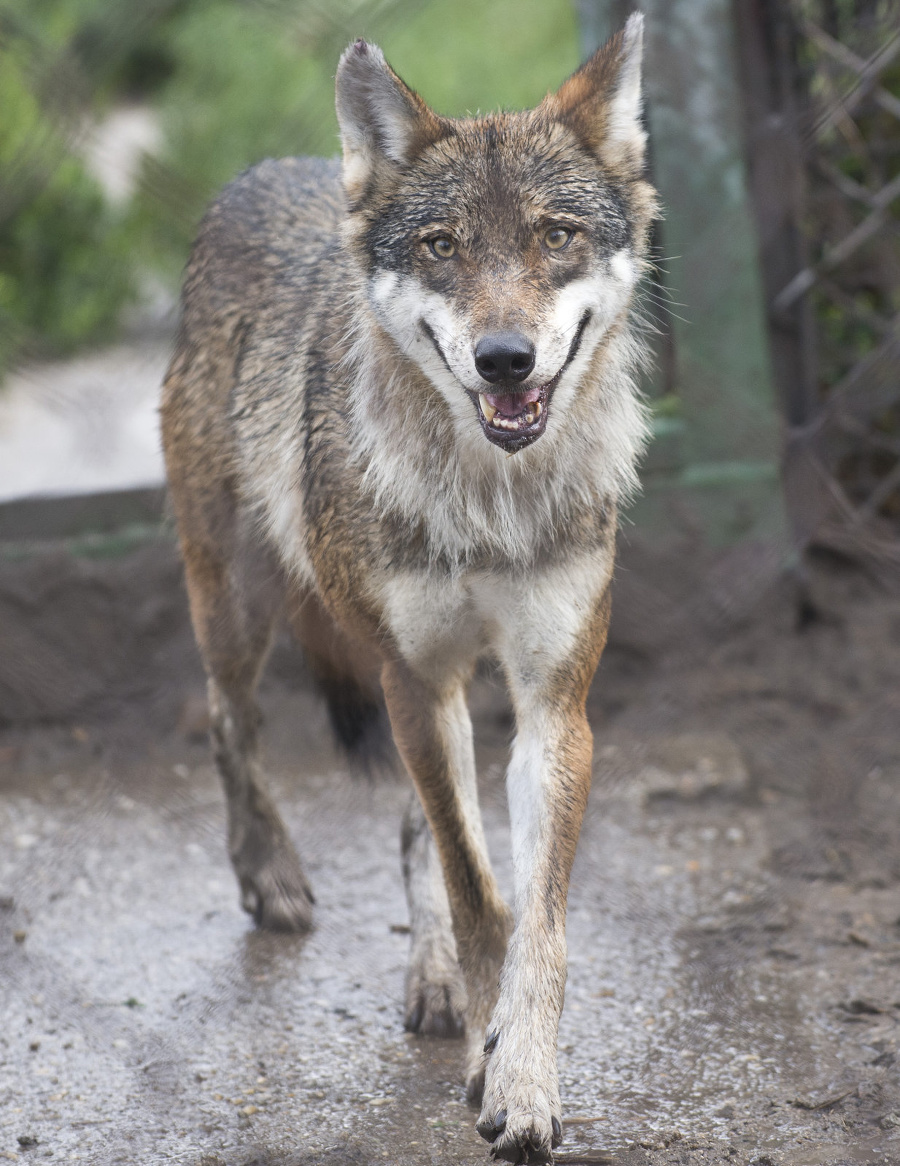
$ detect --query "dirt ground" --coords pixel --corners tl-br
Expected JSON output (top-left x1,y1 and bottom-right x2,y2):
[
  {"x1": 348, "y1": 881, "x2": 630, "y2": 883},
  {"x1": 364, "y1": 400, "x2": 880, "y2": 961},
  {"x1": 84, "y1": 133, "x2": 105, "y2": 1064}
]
[{"x1": 1, "y1": 529, "x2": 899, "y2": 1166}]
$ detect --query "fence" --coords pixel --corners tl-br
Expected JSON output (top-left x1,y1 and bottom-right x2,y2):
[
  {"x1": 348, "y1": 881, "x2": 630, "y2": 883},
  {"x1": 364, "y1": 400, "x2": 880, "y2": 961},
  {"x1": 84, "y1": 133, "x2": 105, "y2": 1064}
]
[{"x1": 735, "y1": 0, "x2": 900, "y2": 567}]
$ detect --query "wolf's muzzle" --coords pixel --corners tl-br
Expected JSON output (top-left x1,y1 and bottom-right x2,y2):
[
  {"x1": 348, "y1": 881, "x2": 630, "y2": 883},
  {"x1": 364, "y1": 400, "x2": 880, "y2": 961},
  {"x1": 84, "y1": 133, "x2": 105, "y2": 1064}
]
[{"x1": 471, "y1": 309, "x2": 593, "y2": 454}]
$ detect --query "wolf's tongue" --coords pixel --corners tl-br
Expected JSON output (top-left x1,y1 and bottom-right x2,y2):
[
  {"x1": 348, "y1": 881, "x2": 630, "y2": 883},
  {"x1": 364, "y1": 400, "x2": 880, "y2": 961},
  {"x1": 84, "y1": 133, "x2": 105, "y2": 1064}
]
[{"x1": 484, "y1": 384, "x2": 541, "y2": 417}]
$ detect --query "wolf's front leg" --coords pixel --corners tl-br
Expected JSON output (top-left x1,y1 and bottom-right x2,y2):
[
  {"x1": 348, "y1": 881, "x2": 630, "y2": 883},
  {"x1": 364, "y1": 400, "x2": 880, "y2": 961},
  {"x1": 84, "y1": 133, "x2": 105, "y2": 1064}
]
[
  {"x1": 474, "y1": 701, "x2": 591, "y2": 1162},
  {"x1": 475, "y1": 568, "x2": 613, "y2": 1164},
  {"x1": 382, "y1": 660, "x2": 513, "y2": 1094}
]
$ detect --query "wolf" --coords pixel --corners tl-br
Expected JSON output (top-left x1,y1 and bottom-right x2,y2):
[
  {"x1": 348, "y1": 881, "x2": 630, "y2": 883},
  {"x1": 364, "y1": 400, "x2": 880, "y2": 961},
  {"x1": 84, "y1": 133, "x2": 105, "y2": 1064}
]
[{"x1": 161, "y1": 15, "x2": 656, "y2": 1163}]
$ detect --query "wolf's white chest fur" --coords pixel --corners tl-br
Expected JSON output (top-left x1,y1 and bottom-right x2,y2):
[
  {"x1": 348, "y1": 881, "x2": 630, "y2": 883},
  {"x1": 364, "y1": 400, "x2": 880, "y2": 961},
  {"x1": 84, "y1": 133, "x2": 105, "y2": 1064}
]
[{"x1": 378, "y1": 549, "x2": 615, "y2": 688}]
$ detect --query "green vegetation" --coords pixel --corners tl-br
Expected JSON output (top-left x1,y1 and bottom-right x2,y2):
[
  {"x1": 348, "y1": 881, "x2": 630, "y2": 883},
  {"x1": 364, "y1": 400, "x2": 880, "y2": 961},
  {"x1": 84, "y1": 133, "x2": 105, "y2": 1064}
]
[
  {"x1": 0, "y1": 20, "x2": 136, "y2": 373},
  {"x1": 0, "y1": 0, "x2": 579, "y2": 376}
]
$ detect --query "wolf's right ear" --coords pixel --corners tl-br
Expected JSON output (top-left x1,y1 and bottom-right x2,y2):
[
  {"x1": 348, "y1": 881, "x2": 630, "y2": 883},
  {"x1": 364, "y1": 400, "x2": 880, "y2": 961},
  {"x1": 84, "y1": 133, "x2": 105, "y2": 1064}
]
[
  {"x1": 336, "y1": 41, "x2": 442, "y2": 201},
  {"x1": 545, "y1": 13, "x2": 646, "y2": 174}
]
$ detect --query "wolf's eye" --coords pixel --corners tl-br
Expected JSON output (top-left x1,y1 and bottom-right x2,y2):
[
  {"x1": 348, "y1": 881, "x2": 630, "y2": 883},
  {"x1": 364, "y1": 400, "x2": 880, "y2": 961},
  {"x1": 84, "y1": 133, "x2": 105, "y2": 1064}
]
[
  {"x1": 544, "y1": 226, "x2": 573, "y2": 251},
  {"x1": 428, "y1": 236, "x2": 456, "y2": 259}
]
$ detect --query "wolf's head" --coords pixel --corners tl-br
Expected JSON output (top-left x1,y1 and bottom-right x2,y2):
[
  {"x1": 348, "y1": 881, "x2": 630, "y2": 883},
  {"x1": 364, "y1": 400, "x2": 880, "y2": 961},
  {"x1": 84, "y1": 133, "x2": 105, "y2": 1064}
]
[{"x1": 336, "y1": 18, "x2": 656, "y2": 458}]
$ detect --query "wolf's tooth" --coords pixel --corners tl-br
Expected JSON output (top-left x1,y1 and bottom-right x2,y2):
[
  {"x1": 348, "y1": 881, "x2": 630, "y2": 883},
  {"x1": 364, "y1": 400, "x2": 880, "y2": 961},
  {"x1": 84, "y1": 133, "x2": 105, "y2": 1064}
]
[
  {"x1": 533, "y1": 399, "x2": 543, "y2": 418},
  {"x1": 479, "y1": 394, "x2": 497, "y2": 424}
]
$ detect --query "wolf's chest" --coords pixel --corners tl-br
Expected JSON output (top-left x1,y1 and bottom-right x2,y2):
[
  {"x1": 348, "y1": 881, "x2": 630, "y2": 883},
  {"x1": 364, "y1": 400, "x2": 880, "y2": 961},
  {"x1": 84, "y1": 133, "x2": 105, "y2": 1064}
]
[{"x1": 374, "y1": 547, "x2": 613, "y2": 687}]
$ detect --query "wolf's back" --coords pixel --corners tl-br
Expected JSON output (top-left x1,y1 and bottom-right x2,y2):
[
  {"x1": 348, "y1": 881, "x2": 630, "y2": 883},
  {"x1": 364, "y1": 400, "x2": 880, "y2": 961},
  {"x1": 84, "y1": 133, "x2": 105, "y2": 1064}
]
[
  {"x1": 161, "y1": 154, "x2": 350, "y2": 498},
  {"x1": 160, "y1": 155, "x2": 389, "y2": 772}
]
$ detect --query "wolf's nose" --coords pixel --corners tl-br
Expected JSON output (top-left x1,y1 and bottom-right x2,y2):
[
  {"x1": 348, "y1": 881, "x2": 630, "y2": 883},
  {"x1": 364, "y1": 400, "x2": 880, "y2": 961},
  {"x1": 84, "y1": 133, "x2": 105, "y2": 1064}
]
[{"x1": 474, "y1": 332, "x2": 536, "y2": 384}]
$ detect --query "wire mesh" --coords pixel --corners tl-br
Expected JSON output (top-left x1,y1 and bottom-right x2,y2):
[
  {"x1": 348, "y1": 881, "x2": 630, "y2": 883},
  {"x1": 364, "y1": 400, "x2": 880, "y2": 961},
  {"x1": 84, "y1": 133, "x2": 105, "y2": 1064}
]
[{"x1": 777, "y1": 2, "x2": 900, "y2": 562}]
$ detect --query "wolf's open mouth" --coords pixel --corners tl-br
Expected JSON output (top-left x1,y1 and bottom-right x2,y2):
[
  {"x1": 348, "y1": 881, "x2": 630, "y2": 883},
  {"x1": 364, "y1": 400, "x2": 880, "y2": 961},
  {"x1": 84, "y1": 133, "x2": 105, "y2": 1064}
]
[
  {"x1": 472, "y1": 377, "x2": 555, "y2": 453},
  {"x1": 468, "y1": 310, "x2": 591, "y2": 454}
]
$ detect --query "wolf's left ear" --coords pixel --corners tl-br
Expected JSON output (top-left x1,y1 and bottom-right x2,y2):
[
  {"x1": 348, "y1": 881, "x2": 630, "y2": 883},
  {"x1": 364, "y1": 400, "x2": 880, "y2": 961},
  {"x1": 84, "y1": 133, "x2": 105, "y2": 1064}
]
[
  {"x1": 336, "y1": 40, "x2": 442, "y2": 200},
  {"x1": 545, "y1": 12, "x2": 646, "y2": 173}
]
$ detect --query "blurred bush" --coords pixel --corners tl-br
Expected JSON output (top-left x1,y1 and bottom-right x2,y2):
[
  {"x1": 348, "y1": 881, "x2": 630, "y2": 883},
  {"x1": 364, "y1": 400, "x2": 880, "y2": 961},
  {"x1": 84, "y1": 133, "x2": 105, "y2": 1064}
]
[
  {"x1": 0, "y1": 7, "x2": 137, "y2": 375},
  {"x1": 0, "y1": 0, "x2": 578, "y2": 377}
]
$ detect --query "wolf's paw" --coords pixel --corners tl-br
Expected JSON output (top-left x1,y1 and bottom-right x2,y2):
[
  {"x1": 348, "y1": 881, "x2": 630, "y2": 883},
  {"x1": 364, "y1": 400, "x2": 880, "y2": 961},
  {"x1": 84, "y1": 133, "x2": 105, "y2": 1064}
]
[
  {"x1": 405, "y1": 936, "x2": 466, "y2": 1038},
  {"x1": 405, "y1": 972, "x2": 466, "y2": 1038},
  {"x1": 476, "y1": 1108, "x2": 562, "y2": 1164},
  {"x1": 475, "y1": 1033, "x2": 562, "y2": 1164},
  {"x1": 236, "y1": 847, "x2": 315, "y2": 932}
]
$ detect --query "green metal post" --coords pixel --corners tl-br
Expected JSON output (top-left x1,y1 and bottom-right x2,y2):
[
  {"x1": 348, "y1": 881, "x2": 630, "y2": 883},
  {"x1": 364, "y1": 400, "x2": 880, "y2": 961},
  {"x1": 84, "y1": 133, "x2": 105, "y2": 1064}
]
[{"x1": 578, "y1": 0, "x2": 787, "y2": 544}]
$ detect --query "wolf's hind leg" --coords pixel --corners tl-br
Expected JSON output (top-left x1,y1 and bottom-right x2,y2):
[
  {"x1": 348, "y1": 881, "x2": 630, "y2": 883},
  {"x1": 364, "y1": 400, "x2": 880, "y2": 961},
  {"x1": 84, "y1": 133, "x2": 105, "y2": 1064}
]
[
  {"x1": 208, "y1": 675, "x2": 314, "y2": 932},
  {"x1": 401, "y1": 792, "x2": 466, "y2": 1038},
  {"x1": 182, "y1": 523, "x2": 314, "y2": 932}
]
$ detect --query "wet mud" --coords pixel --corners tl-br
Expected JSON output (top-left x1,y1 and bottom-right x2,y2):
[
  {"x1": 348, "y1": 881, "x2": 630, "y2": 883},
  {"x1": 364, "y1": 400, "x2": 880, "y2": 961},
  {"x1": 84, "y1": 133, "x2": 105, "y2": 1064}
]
[{"x1": 1, "y1": 533, "x2": 899, "y2": 1166}]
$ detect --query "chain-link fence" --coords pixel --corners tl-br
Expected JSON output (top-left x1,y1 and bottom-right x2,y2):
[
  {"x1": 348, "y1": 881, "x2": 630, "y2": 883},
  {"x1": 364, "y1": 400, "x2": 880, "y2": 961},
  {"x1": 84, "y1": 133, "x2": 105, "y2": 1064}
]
[{"x1": 736, "y1": 0, "x2": 900, "y2": 570}]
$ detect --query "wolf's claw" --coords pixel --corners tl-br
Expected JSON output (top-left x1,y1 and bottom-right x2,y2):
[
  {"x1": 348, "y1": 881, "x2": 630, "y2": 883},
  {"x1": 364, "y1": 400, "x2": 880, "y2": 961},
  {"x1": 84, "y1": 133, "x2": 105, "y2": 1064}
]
[{"x1": 476, "y1": 1108, "x2": 507, "y2": 1141}]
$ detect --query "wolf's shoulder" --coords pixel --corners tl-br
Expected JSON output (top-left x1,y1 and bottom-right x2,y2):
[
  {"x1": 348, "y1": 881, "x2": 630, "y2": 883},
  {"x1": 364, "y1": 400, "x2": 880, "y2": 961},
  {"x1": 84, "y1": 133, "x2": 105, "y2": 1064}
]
[
  {"x1": 196, "y1": 156, "x2": 345, "y2": 258},
  {"x1": 183, "y1": 156, "x2": 347, "y2": 319},
  {"x1": 220, "y1": 156, "x2": 343, "y2": 216}
]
